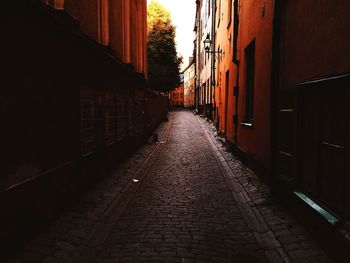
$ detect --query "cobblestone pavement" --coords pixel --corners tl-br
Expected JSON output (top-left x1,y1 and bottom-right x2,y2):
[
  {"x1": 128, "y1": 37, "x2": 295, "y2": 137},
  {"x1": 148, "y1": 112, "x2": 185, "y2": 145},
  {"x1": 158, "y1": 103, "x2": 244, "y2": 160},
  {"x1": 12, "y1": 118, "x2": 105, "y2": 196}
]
[
  {"x1": 9, "y1": 110, "x2": 332, "y2": 263},
  {"x1": 8, "y1": 122, "x2": 169, "y2": 263},
  {"x1": 197, "y1": 115, "x2": 331, "y2": 263}
]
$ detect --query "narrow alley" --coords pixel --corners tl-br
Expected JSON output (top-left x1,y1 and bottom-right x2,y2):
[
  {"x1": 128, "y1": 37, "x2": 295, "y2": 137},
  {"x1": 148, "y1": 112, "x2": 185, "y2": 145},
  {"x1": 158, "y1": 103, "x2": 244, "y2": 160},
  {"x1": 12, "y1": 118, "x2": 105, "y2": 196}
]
[
  {"x1": 9, "y1": 111, "x2": 331, "y2": 263},
  {"x1": 2, "y1": 0, "x2": 350, "y2": 262}
]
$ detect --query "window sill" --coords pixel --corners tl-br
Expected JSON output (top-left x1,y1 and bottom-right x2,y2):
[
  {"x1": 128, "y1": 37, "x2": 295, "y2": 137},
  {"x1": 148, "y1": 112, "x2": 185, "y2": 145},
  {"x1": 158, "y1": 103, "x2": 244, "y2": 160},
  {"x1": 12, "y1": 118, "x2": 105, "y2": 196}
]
[
  {"x1": 293, "y1": 191, "x2": 339, "y2": 226},
  {"x1": 240, "y1": 121, "x2": 253, "y2": 128}
]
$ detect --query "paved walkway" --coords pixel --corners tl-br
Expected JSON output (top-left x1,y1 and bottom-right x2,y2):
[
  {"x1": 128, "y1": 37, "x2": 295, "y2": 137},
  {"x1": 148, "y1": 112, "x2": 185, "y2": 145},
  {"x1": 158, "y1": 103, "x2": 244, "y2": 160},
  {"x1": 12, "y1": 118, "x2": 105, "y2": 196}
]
[{"x1": 9, "y1": 110, "x2": 331, "y2": 263}]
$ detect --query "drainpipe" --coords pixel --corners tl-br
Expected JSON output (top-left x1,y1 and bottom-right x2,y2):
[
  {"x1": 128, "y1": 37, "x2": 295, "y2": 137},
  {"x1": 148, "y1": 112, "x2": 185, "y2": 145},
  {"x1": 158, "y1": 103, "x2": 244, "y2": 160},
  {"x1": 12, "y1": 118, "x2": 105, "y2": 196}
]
[
  {"x1": 197, "y1": 22, "x2": 201, "y2": 113},
  {"x1": 270, "y1": 0, "x2": 283, "y2": 192},
  {"x1": 195, "y1": 1, "x2": 200, "y2": 113},
  {"x1": 233, "y1": 0, "x2": 240, "y2": 144},
  {"x1": 210, "y1": 0, "x2": 216, "y2": 121}
]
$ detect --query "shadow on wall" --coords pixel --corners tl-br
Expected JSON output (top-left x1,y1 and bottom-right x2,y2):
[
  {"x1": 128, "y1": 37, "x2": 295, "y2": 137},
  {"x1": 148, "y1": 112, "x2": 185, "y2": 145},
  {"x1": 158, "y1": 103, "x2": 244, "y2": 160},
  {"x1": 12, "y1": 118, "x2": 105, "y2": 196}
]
[{"x1": 0, "y1": 1, "x2": 168, "y2": 259}]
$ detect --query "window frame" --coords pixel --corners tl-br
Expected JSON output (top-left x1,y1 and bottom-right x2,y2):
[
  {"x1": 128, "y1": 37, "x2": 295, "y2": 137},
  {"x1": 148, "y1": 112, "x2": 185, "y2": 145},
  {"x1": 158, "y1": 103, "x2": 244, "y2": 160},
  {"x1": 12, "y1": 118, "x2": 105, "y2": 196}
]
[
  {"x1": 242, "y1": 39, "x2": 256, "y2": 126},
  {"x1": 227, "y1": 0, "x2": 233, "y2": 28}
]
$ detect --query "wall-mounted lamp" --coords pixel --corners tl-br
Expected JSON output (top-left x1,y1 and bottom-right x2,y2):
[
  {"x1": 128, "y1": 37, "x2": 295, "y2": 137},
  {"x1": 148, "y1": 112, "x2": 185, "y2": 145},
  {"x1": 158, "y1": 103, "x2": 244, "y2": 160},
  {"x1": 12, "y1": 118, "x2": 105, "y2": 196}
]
[{"x1": 203, "y1": 33, "x2": 222, "y2": 59}]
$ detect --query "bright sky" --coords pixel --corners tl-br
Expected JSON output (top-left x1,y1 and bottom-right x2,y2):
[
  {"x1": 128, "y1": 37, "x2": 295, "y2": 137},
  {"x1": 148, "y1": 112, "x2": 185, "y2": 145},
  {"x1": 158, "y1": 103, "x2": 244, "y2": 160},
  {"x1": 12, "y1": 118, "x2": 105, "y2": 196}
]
[{"x1": 147, "y1": 0, "x2": 196, "y2": 70}]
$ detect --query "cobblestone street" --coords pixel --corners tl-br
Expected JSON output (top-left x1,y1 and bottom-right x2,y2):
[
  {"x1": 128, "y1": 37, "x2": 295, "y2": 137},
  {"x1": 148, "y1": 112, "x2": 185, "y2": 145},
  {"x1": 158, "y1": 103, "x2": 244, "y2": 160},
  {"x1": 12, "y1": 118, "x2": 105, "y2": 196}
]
[{"x1": 9, "y1": 110, "x2": 332, "y2": 263}]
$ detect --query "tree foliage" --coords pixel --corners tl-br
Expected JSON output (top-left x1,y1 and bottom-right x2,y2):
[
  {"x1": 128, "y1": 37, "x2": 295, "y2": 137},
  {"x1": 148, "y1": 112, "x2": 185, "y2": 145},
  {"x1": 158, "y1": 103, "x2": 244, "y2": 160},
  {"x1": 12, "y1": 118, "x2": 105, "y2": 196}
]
[{"x1": 147, "y1": 0, "x2": 182, "y2": 92}]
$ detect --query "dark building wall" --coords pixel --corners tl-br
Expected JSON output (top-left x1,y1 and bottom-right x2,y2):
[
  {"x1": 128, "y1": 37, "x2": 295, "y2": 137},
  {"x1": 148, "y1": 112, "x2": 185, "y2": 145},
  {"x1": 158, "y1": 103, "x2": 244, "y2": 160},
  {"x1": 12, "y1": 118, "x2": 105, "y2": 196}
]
[
  {"x1": 64, "y1": 0, "x2": 80, "y2": 19},
  {"x1": 273, "y1": 0, "x2": 350, "y2": 246},
  {"x1": 278, "y1": 0, "x2": 350, "y2": 88},
  {"x1": 0, "y1": 0, "x2": 159, "y2": 192},
  {"x1": 0, "y1": 1, "x2": 167, "y2": 258},
  {"x1": 1, "y1": 1, "x2": 80, "y2": 189},
  {"x1": 77, "y1": 0, "x2": 100, "y2": 41}
]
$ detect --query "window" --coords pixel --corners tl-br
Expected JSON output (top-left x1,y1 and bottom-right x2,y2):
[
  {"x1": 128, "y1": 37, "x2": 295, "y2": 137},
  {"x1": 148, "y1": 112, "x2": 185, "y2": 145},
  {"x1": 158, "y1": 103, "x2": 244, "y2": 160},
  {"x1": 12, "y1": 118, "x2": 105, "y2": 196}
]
[
  {"x1": 218, "y1": 0, "x2": 221, "y2": 27},
  {"x1": 202, "y1": 83, "x2": 206, "y2": 104},
  {"x1": 217, "y1": 46, "x2": 220, "y2": 86},
  {"x1": 244, "y1": 39, "x2": 255, "y2": 123},
  {"x1": 99, "y1": 0, "x2": 109, "y2": 45},
  {"x1": 207, "y1": 79, "x2": 211, "y2": 103},
  {"x1": 225, "y1": 70, "x2": 230, "y2": 132},
  {"x1": 48, "y1": 0, "x2": 64, "y2": 10},
  {"x1": 80, "y1": 86, "x2": 96, "y2": 155},
  {"x1": 105, "y1": 93, "x2": 116, "y2": 145},
  {"x1": 233, "y1": 0, "x2": 239, "y2": 62},
  {"x1": 116, "y1": 95, "x2": 128, "y2": 141},
  {"x1": 208, "y1": 0, "x2": 211, "y2": 17},
  {"x1": 227, "y1": 0, "x2": 233, "y2": 27}
]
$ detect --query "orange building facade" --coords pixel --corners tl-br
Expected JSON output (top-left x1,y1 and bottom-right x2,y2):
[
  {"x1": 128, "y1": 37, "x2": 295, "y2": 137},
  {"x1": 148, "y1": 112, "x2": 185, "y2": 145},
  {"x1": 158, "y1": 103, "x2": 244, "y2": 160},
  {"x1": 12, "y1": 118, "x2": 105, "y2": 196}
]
[
  {"x1": 210, "y1": 0, "x2": 273, "y2": 177},
  {"x1": 213, "y1": 0, "x2": 237, "y2": 138},
  {"x1": 41, "y1": 0, "x2": 148, "y2": 76},
  {"x1": 194, "y1": 0, "x2": 350, "y2": 253},
  {"x1": 235, "y1": 0, "x2": 274, "y2": 175},
  {"x1": 169, "y1": 84, "x2": 185, "y2": 108},
  {"x1": 183, "y1": 60, "x2": 196, "y2": 108}
]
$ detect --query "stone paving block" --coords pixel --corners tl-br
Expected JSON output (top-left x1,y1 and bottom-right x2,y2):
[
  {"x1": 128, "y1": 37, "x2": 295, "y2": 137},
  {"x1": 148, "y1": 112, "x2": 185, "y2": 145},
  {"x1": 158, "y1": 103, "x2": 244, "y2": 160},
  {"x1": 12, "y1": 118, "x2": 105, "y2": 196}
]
[
  {"x1": 278, "y1": 235, "x2": 299, "y2": 244},
  {"x1": 265, "y1": 250, "x2": 285, "y2": 263},
  {"x1": 283, "y1": 242, "x2": 299, "y2": 252},
  {"x1": 55, "y1": 241, "x2": 76, "y2": 252},
  {"x1": 41, "y1": 256, "x2": 60, "y2": 263},
  {"x1": 53, "y1": 250, "x2": 70, "y2": 260}
]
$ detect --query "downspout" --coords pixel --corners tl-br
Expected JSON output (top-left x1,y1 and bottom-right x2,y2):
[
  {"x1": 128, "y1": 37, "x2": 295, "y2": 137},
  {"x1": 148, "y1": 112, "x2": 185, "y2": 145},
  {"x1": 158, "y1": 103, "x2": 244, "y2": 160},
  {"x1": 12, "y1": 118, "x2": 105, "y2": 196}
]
[
  {"x1": 233, "y1": 0, "x2": 240, "y2": 144},
  {"x1": 270, "y1": 0, "x2": 283, "y2": 192},
  {"x1": 210, "y1": 0, "x2": 216, "y2": 121},
  {"x1": 197, "y1": 13, "x2": 201, "y2": 113},
  {"x1": 195, "y1": 1, "x2": 200, "y2": 113}
]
